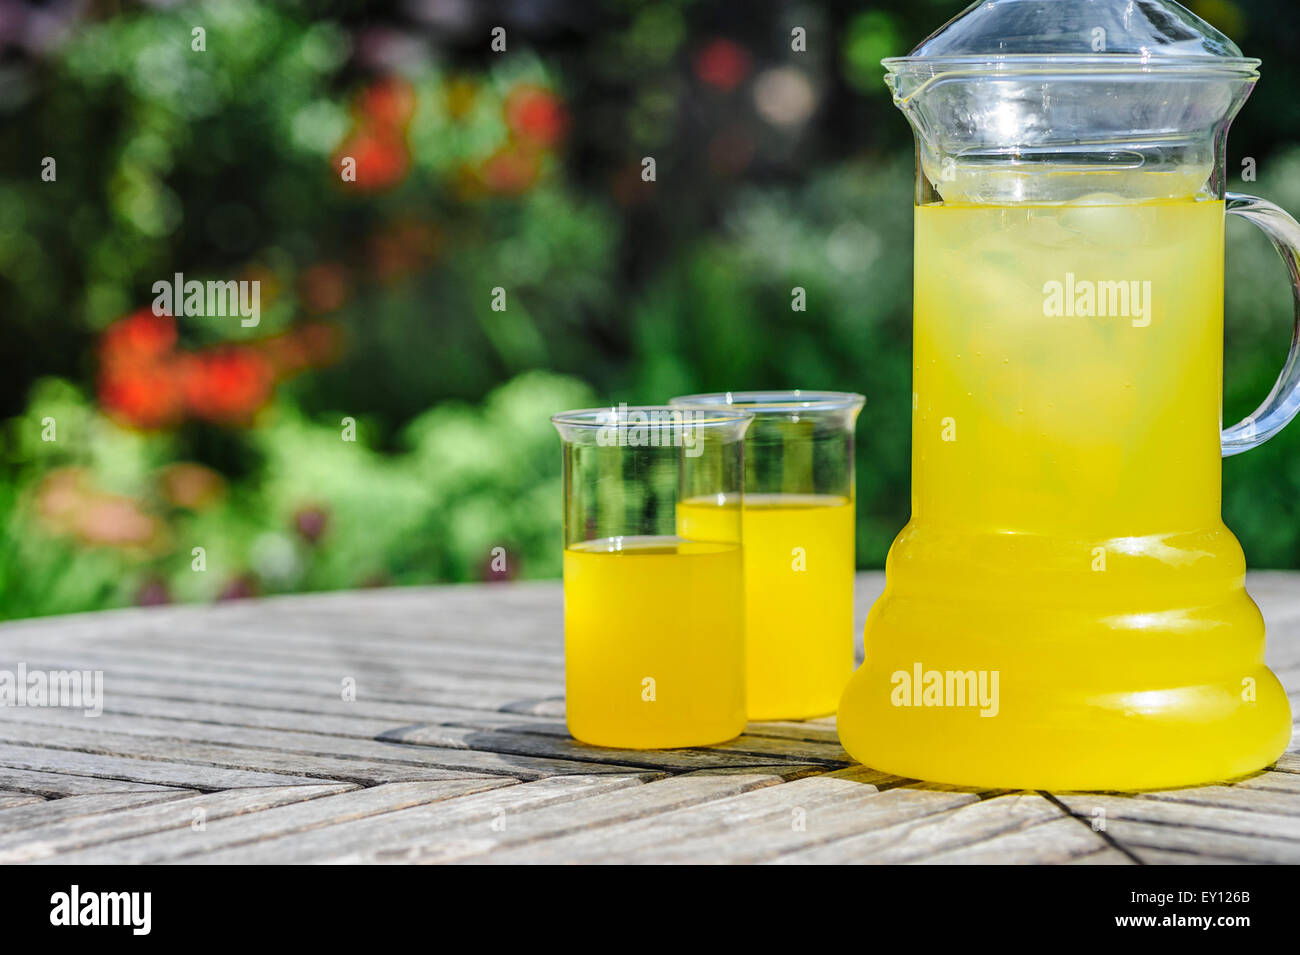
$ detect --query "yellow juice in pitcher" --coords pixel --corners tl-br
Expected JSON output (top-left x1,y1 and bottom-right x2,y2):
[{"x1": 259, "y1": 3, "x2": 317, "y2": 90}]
[
  {"x1": 678, "y1": 494, "x2": 855, "y2": 720},
  {"x1": 839, "y1": 194, "x2": 1292, "y2": 790},
  {"x1": 913, "y1": 197, "x2": 1225, "y2": 535},
  {"x1": 563, "y1": 536, "x2": 745, "y2": 749}
]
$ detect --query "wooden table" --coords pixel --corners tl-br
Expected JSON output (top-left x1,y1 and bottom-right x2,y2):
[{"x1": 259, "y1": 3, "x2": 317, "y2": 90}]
[{"x1": 0, "y1": 572, "x2": 1297, "y2": 865}]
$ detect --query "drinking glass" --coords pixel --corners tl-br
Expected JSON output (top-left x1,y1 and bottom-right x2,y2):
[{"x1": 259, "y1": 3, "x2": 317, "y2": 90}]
[
  {"x1": 671, "y1": 391, "x2": 864, "y2": 720},
  {"x1": 552, "y1": 405, "x2": 752, "y2": 748}
]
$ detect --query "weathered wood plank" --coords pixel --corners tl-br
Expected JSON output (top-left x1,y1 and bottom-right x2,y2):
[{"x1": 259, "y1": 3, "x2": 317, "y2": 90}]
[
  {"x1": 1056, "y1": 794, "x2": 1300, "y2": 863},
  {"x1": 0, "y1": 706, "x2": 658, "y2": 780},
  {"x1": 1135, "y1": 783, "x2": 1300, "y2": 816},
  {"x1": 57, "y1": 626, "x2": 566, "y2": 678},
  {"x1": 0, "y1": 643, "x2": 564, "y2": 701},
  {"x1": 0, "y1": 730, "x2": 573, "y2": 787},
  {"x1": 188, "y1": 772, "x2": 662, "y2": 864},
  {"x1": 0, "y1": 743, "x2": 328, "y2": 790},
  {"x1": 34, "y1": 780, "x2": 516, "y2": 864},
  {"x1": 382, "y1": 723, "x2": 842, "y2": 771},
  {"x1": 1118, "y1": 824, "x2": 1300, "y2": 864},
  {"x1": 400, "y1": 765, "x2": 830, "y2": 866},
  {"x1": 1064, "y1": 847, "x2": 1136, "y2": 864},
  {"x1": 0, "y1": 784, "x2": 356, "y2": 864},
  {"x1": 25, "y1": 676, "x2": 559, "y2": 728},
  {"x1": 916, "y1": 814, "x2": 1122, "y2": 865},
  {"x1": 1, "y1": 649, "x2": 550, "y2": 713},
  {"x1": 744, "y1": 720, "x2": 842, "y2": 745},
  {"x1": 1272, "y1": 752, "x2": 1300, "y2": 774},
  {"x1": 689, "y1": 733, "x2": 849, "y2": 765},
  {"x1": 26, "y1": 678, "x2": 842, "y2": 773},
  {"x1": 41, "y1": 681, "x2": 850, "y2": 771},
  {"x1": 0, "y1": 791, "x2": 192, "y2": 835},
  {"x1": 0, "y1": 580, "x2": 563, "y2": 642},
  {"x1": 1, "y1": 670, "x2": 835, "y2": 775},
  {"x1": 0, "y1": 766, "x2": 181, "y2": 797},
  {"x1": 0, "y1": 791, "x2": 44, "y2": 810},
  {"x1": 1058, "y1": 793, "x2": 1300, "y2": 839},
  {"x1": 1134, "y1": 848, "x2": 1250, "y2": 865},
  {"x1": 474, "y1": 768, "x2": 985, "y2": 865},
  {"x1": 61, "y1": 688, "x2": 505, "y2": 739},
  {"x1": 195, "y1": 767, "x2": 819, "y2": 865},
  {"x1": 0, "y1": 610, "x2": 561, "y2": 657},
  {"x1": 501, "y1": 697, "x2": 567, "y2": 718},
  {"x1": 6, "y1": 633, "x2": 566, "y2": 691},
  {"x1": 764, "y1": 791, "x2": 1077, "y2": 865},
  {"x1": 1234, "y1": 769, "x2": 1300, "y2": 793}
]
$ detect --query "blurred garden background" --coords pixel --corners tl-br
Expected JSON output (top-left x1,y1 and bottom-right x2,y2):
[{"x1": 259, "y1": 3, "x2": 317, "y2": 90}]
[{"x1": 2, "y1": 0, "x2": 1300, "y2": 619}]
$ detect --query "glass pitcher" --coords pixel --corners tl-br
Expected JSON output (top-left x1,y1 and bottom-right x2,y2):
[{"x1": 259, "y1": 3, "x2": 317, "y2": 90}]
[{"x1": 837, "y1": 0, "x2": 1300, "y2": 790}]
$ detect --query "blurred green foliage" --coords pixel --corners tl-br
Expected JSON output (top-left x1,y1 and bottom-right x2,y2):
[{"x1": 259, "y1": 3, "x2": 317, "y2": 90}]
[
  {"x1": 0, "y1": 370, "x2": 595, "y2": 618},
  {"x1": 2, "y1": 0, "x2": 1300, "y2": 620}
]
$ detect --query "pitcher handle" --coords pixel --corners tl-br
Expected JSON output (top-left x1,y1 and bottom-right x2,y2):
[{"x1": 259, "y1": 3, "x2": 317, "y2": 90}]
[{"x1": 1222, "y1": 193, "x2": 1300, "y2": 456}]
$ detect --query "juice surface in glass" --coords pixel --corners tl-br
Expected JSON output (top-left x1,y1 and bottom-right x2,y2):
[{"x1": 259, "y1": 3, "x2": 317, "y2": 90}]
[
  {"x1": 678, "y1": 493, "x2": 854, "y2": 720},
  {"x1": 839, "y1": 192, "x2": 1292, "y2": 790},
  {"x1": 563, "y1": 535, "x2": 745, "y2": 749}
]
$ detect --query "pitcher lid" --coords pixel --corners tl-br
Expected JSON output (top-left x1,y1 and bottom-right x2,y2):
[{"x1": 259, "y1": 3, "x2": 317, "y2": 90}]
[{"x1": 886, "y1": 0, "x2": 1259, "y2": 75}]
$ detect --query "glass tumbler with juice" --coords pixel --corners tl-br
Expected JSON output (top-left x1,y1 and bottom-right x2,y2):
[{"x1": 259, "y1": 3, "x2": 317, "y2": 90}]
[
  {"x1": 553, "y1": 405, "x2": 751, "y2": 748},
  {"x1": 673, "y1": 392, "x2": 864, "y2": 721}
]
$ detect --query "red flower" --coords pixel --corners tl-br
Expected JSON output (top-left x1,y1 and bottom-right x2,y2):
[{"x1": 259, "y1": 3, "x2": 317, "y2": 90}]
[
  {"x1": 97, "y1": 303, "x2": 339, "y2": 429},
  {"x1": 335, "y1": 128, "x2": 410, "y2": 192},
  {"x1": 180, "y1": 347, "x2": 275, "y2": 424},
  {"x1": 504, "y1": 84, "x2": 568, "y2": 148},
  {"x1": 694, "y1": 39, "x2": 751, "y2": 91},
  {"x1": 100, "y1": 309, "x2": 177, "y2": 368},
  {"x1": 100, "y1": 363, "x2": 184, "y2": 429},
  {"x1": 360, "y1": 76, "x2": 416, "y2": 130},
  {"x1": 98, "y1": 309, "x2": 184, "y2": 429}
]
